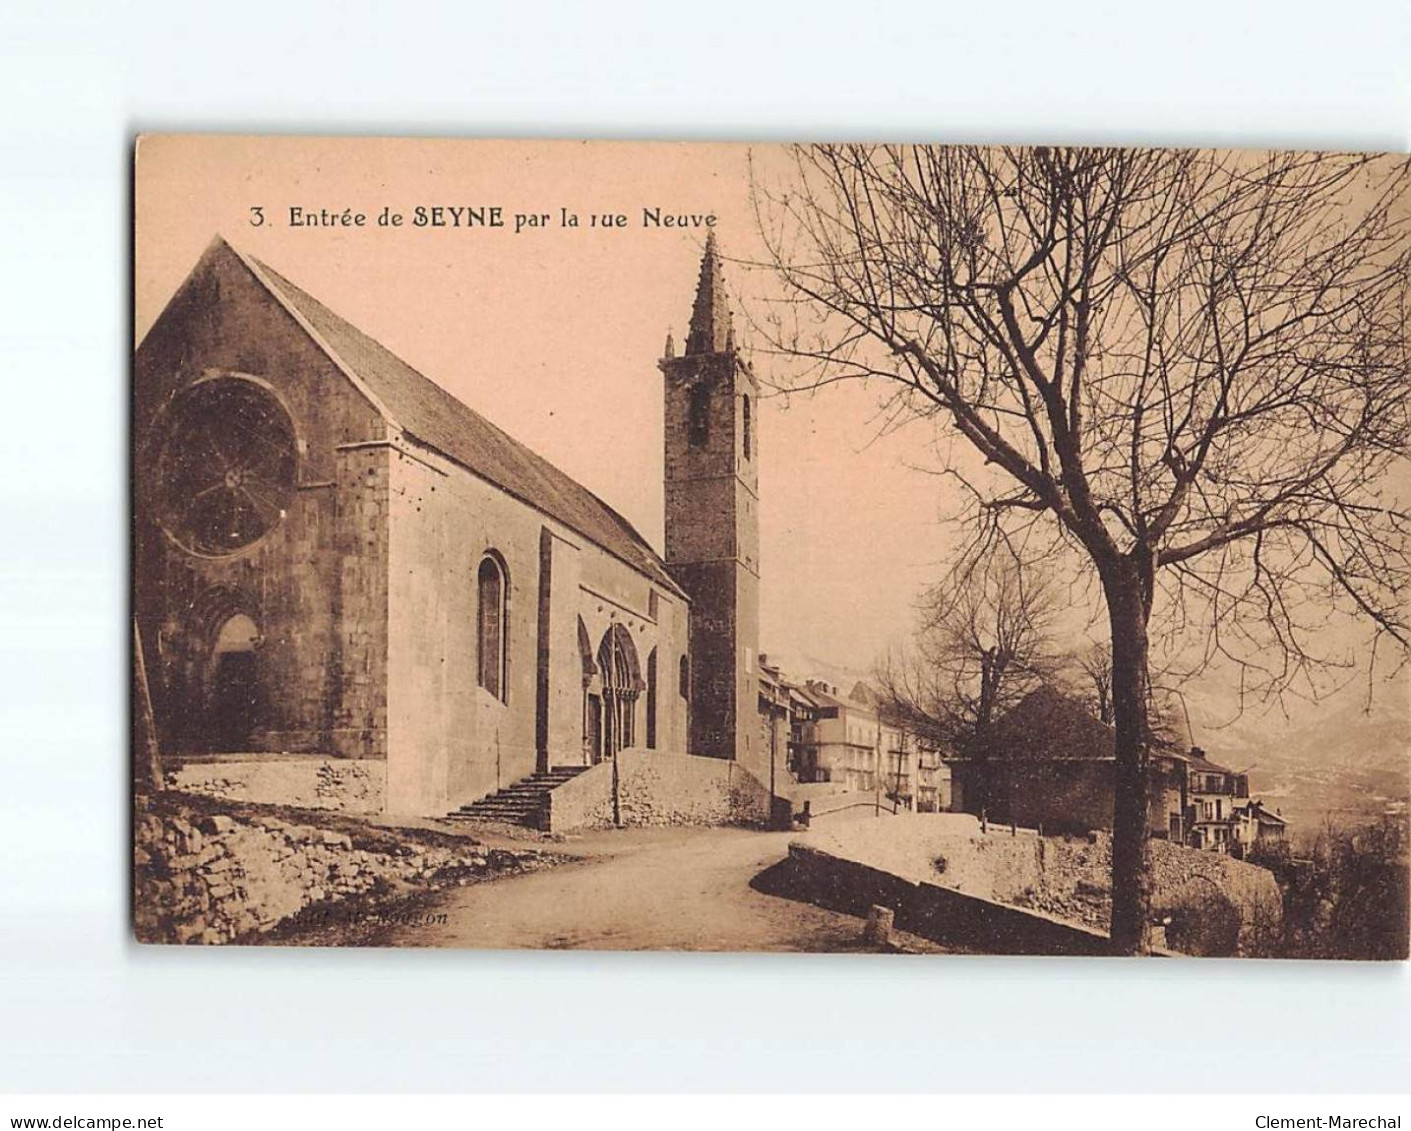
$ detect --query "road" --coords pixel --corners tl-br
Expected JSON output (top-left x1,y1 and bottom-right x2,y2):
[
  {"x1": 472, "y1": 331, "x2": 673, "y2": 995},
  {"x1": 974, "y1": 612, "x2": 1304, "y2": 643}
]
[{"x1": 374, "y1": 824, "x2": 892, "y2": 952}]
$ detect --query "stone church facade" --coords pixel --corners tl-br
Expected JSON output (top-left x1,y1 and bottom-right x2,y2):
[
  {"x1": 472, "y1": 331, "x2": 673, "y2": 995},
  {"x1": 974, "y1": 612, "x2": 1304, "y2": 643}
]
[{"x1": 134, "y1": 235, "x2": 758, "y2": 818}]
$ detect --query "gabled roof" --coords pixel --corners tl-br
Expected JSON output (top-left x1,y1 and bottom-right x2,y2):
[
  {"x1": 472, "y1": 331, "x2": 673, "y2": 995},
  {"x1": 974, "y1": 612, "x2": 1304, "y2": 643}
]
[
  {"x1": 1236, "y1": 800, "x2": 1287, "y2": 825},
  {"x1": 802, "y1": 683, "x2": 874, "y2": 715},
  {"x1": 1170, "y1": 747, "x2": 1238, "y2": 776},
  {"x1": 221, "y1": 240, "x2": 682, "y2": 597}
]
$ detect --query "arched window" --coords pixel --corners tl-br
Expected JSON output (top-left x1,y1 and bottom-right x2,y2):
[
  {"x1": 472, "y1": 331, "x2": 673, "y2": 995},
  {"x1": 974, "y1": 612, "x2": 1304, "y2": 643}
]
[
  {"x1": 679, "y1": 655, "x2": 690, "y2": 699},
  {"x1": 688, "y1": 385, "x2": 710, "y2": 447},
  {"x1": 477, "y1": 554, "x2": 507, "y2": 700},
  {"x1": 646, "y1": 647, "x2": 658, "y2": 750},
  {"x1": 741, "y1": 394, "x2": 751, "y2": 460}
]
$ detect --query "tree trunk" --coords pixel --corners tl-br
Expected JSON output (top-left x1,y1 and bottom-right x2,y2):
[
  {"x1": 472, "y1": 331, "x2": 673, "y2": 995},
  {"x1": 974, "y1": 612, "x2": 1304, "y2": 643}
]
[{"x1": 1103, "y1": 559, "x2": 1154, "y2": 956}]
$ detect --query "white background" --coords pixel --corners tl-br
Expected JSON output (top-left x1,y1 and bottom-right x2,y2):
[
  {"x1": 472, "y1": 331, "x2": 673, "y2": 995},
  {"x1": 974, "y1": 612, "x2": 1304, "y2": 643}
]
[{"x1": 1, "y1": 0, "x2": 1409, "y2": 1095}]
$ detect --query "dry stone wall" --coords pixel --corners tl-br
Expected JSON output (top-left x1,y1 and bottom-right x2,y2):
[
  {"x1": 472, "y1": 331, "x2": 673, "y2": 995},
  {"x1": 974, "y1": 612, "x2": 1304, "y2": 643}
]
[{"x1": 134, "y1": 794, "x2": 545, "y2": 944}]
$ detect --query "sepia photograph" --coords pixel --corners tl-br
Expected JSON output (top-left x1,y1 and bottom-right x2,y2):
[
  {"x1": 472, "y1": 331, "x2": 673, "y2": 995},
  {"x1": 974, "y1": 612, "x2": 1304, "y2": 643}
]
[
  {"x1": 131, "y1": 136, "x2": 1411, "y2": 960},
  {"x1": 8, "y1": 0, "x2": 1411, "y2": 1115}
]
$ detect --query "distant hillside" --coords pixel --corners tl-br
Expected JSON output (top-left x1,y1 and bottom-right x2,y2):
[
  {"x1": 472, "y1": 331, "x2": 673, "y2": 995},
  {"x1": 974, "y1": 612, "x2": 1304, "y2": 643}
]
[
  {"x1": 1188, "y1": 693, "x2": 1410, "y2": 836},
  {"x1": 759, "y1": 649, "x2": 873, "y2": 698}
]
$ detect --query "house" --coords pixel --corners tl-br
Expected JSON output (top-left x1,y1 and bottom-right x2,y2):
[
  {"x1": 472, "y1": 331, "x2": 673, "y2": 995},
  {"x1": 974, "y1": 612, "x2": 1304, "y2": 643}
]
[
  {"x1": 947, "y1": 687, "x2": 1278, "y2": 850},
  {"x1": 1231, "y1": 799, "x2": 1288, "y2": 853},
  {"x1": 765, "y1": 675, "x2": 945, "y2": 811},
  {"x1": 134, "y1": 234, "x2": 761, "y2": 819},
  {"x1": 790, "y1": 682, "x2": 882, "y2": 794},
  {"x1": 756, "y1": 655, "x2": 793, "y2": 797},
  {"x1": 1172, "y1": 746, "x2": 1251, "y2": 850}
]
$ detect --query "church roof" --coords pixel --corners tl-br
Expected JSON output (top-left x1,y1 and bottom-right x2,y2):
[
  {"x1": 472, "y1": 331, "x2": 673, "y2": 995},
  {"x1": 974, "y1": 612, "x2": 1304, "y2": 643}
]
[
  {"x1": 685, "y1": 232, "x2": 734, "y2": 356},
  {"x1": 224, "y1": 239, "x2": 684, "y2": 597}
]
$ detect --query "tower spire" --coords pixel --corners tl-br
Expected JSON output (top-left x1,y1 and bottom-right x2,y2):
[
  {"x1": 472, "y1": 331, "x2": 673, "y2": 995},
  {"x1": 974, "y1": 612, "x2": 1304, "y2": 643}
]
[{"x1": 685, "y1": 232, "x2": 733, "y2": 356}]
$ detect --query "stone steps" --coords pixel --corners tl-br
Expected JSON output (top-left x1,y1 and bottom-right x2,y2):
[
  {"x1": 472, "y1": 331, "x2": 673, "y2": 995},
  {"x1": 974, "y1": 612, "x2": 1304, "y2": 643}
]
[{"x1": 445, "y1": 766, "x2": 590, "y2": 829}]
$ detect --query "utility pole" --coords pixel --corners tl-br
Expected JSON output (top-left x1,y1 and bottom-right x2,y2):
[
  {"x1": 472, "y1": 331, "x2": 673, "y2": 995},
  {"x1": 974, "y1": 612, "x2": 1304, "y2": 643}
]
[
  {"x1": 873, "y1": 718, "x2": 881, "y2": 817},
  {"x1": 893, "y1": 731, "x2": 906, "y2": 814}
]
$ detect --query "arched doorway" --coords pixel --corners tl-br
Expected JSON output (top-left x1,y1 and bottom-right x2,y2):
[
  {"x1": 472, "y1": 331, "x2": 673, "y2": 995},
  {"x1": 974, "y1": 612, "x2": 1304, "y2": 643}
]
[
  {"x1": 207, "y1": 612, "x2": 261, "y2": 751},
  {"x1": 596, "y1": 623, "x2": 642, "y2": 762}
]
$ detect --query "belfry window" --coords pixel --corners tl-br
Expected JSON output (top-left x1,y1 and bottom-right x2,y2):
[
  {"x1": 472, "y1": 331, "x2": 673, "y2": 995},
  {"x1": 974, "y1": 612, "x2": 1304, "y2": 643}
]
[
  {"x1": 688, "y1": 385, "x2": 710, "y2": 447},
  {"x1": 477, "y1": 553, "x2": 507, "y2": 700},
  {"x1": 646, "y1": 648, "x2": 658, "y2": 750},
  {"x1": 742, "y1": 394, "x2": 751, "y2": 460}
]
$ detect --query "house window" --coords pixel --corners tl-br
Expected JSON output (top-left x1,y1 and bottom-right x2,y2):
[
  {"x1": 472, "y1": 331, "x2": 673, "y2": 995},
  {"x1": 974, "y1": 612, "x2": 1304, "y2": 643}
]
[
  {"x1": 688, "y1": 385, "x2": 710, "y2": 447},
  {"x1": 742, "y1": 394, "x2": 752, "y2": 460},
  {"x1": 679, "y1": 655, "x2": 690, "y2": 698},
  {"x1": 477, "y1": 553, "x2": 507, "y2": 700}
]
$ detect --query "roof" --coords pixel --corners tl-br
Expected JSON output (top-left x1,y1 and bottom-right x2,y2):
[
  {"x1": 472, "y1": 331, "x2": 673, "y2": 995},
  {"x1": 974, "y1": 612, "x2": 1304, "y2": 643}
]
[
  {"x1": 987, "y1": 687, "x2": 1116, "y2": 761},
  {"x1": 1170, "y1": 747, "x2": 1239, "y2": 776},
  {"x1": 801, "y1": 682, "x2": 873, "y2": 715},
  {"x1": 225, "y1": 240, "x2": 683, "y2": 597},
  {"x1": 686, "y1": 232, "x2": 734, "y2": 356},
  {"x1": 1236, "y1": 801, "x2": 1288, "y2": 825}
]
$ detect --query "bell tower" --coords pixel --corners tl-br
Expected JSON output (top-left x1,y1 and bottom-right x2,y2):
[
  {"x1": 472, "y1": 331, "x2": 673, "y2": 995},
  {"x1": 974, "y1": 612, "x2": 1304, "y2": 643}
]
[{"x1": 660, "y1": 234, "x2": 760, "y2": 764}]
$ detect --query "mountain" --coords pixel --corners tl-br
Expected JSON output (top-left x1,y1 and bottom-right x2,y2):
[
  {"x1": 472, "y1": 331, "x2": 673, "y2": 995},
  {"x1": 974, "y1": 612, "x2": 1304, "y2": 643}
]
[{"x1": 1185, "y1": 691, "x2": 1410, "y2": 836}]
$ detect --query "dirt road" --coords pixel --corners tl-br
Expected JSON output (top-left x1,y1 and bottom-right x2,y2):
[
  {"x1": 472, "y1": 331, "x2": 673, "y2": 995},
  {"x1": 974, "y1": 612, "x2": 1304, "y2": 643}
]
[{"x1": 374, "y1": 825, "x2": 883, "y2": 952}]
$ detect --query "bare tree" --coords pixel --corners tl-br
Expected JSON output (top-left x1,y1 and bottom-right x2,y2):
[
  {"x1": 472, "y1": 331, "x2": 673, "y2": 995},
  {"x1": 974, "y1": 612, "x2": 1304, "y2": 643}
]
[
  {"x1": 754, "y1": 146, "x2": 1411, "y2": 953},
  {"x1": 1077, "y1": 642, "x2": 1114, "y2": 725},
  {"x1": 877, "y1": 552, "x2": 1059, "y2": 769}
]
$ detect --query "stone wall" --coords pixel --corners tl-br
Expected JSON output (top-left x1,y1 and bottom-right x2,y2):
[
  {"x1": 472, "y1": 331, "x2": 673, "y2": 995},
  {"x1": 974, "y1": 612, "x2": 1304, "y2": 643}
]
[
  {"x1": 808, "y1": 814, "x2": 1282, "y2": 955},
  {"x1": 660, "y1": 341, "x2": 762, "y2": 766},
  {"x1": 951, "y1": 758, "x2": 1185, "y2": 838},
  {"x1": 968, "y1": 829, "x2": 1283, "y2": 952},
  {"x1": 547, "y1": 749, "x2": 770, "y2": 831},
  {"x1": 782, "y1": 844, "x2": 1114, "y2": 957},
  {"x1": 167, "y1": 756, "x2": 385, "y2": 813},
  {"x1": 133, "y1": 794, "x2": 546, "y2": 944}
]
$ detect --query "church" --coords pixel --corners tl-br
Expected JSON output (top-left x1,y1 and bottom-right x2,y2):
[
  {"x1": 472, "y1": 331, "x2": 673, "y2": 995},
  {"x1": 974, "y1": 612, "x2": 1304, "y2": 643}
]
[{"x1": 133, "y1": 234, "x2": 765, "y2": 820}]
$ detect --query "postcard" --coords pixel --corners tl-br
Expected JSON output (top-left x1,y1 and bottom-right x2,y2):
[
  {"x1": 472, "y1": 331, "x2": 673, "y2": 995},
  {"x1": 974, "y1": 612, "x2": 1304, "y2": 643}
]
[{"x1": 132, "y1": 136, "x2": 1410, "y2": 957}]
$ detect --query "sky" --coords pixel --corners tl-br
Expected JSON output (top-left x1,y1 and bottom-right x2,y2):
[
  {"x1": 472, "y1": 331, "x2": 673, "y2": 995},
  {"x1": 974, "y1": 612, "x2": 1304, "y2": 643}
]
[{"x1": 134, "y1": 136, "x2": 1408, "y2": 741}]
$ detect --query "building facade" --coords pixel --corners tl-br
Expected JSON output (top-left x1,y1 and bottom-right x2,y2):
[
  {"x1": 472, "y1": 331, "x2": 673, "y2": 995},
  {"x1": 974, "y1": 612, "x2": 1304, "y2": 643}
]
[
  {"x1": 1175, "y1": 747, "x2": 1252, "y2": 850},
  {"x1": 134, "y1": 236, "x2": 752, "y2": 818}
]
